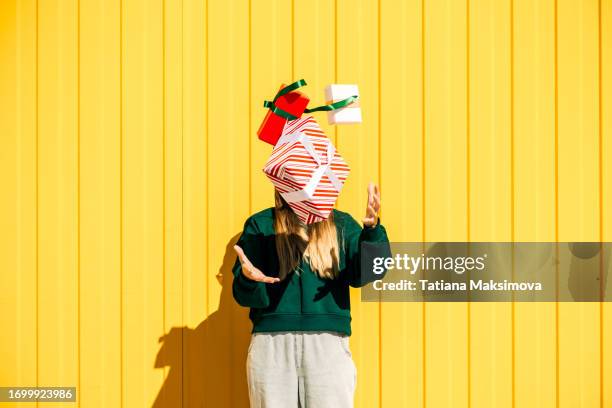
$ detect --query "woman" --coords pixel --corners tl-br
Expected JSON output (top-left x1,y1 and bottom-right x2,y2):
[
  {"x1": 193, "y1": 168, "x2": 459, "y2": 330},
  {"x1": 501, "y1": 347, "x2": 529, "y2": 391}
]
[{"x1": 232, "y1": 182, "x2": 389, "y2": 408}]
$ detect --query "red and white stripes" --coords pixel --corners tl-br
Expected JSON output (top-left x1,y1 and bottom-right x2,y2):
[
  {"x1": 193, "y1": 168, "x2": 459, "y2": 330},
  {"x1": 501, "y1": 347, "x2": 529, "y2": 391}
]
[{"x1": 263, "y1": 116, "x2": 350, "y2": 224}]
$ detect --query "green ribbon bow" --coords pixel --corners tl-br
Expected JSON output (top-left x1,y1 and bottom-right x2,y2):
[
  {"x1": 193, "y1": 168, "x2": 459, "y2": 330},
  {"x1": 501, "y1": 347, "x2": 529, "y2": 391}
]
[{"x1": 263, "y1": 79, "x2": 359, "y2": 121}]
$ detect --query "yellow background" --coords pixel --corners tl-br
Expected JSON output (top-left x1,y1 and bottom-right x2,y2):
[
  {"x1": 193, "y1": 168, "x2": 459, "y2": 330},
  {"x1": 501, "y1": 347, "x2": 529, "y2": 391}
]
[{"x1": 1, "y1": 0, "x2": 611, "y2": 406}]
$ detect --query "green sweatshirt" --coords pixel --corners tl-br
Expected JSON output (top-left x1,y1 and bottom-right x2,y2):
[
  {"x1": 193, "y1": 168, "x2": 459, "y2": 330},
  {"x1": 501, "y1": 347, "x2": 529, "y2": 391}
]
[{"x1": 232, "y1": 208, "x2": 390, "y2": 336}]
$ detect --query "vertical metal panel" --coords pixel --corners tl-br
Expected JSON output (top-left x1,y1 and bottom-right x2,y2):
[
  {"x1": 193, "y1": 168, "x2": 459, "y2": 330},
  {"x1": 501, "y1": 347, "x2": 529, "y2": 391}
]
[
  {"x1": 423, "y1": 0, "x2": 470, "y2": 406},
  {"x1": 513, "y1": 0, "x2": 558, "y2": 406},
  {"x1": 469, "y1": 0, "x2": 513, "y2": 406},
  {"x1": 380, "y1": 0, "x2": 425, "y2": 406},
  {"x1": 37, "y1": 0, "x2": 80, "y2": 400},
  {"x1": 602, "y1": 2, "x2": 612, "y2": 405},
  {"x1": 79, "y1": 0, "x2": 122, "y2": 405},
  {"x1": 557, "y1": 1, "x2": 601, "y2": 406}
]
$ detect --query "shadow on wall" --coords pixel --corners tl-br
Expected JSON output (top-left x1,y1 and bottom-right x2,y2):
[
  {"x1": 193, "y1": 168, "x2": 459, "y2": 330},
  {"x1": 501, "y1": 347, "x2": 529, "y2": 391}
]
[{"x1": 152, "y1": 233, "x2": 251, "y2": 408}]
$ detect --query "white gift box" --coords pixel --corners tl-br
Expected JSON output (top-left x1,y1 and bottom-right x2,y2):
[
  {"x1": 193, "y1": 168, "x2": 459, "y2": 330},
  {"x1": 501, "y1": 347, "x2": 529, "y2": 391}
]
[{"x1": 324, "y1": 84, "x2": 362, "y2": 125}]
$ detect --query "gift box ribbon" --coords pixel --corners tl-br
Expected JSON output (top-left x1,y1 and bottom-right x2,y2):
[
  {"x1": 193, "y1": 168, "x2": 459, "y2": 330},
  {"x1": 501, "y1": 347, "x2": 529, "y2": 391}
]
[
  {"x1": 263, "y1": 79, "x2": 359, "y2": 121},
  {"x1": 325, "y1": 99, "x2": 361, "y2": 108},
  {"x1": 275, "y1": 131, "x2": 344, "y2": 204},
  {"x1": 304, "y1": 95, "x2": 359, "y2": 113}
]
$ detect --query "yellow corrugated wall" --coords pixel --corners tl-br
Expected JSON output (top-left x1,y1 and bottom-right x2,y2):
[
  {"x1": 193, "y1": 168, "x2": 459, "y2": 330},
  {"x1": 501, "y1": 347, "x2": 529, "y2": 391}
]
[{"x1": 0, "y1": 0, "x2": 611, "y2": 407}]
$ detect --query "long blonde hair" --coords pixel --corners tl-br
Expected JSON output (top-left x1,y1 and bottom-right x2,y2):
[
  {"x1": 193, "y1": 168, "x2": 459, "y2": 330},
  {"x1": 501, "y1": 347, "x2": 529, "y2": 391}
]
[{"x1": 274, "y1": 191, "x2": 340, "y2": 280}]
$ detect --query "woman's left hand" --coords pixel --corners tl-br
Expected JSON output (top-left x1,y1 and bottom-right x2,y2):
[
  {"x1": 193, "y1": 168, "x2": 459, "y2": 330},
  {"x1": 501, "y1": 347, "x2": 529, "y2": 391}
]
[{"x1": 362, "y1": 182, "x2": 380, "y2": 228}]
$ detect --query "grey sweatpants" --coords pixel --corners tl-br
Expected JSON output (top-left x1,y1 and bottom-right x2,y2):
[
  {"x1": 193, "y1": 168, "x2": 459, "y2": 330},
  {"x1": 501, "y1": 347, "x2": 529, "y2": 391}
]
[{"x1": 246, "y1": 331, "x2": 357, "y2": 408}]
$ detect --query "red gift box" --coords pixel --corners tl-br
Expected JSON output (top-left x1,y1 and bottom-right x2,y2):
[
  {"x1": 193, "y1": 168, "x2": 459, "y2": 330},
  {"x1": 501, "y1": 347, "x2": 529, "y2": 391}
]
[{"x1": 257, "y1": 84, "x2": 310, "y2": 145}]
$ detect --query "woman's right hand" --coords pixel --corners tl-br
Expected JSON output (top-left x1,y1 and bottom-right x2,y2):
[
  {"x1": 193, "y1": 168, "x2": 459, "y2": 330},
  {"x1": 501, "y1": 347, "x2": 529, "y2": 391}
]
[{"x1": 234, "y1": 245, "x2": 280, "y2": 284}]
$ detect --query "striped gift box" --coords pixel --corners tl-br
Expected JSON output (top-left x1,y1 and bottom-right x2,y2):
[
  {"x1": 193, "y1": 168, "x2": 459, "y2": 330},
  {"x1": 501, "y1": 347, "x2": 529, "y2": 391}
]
[{"x1": 263, "y1": 116, "x2": 350, "y2": 224}]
